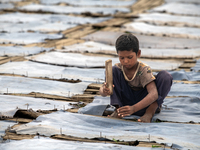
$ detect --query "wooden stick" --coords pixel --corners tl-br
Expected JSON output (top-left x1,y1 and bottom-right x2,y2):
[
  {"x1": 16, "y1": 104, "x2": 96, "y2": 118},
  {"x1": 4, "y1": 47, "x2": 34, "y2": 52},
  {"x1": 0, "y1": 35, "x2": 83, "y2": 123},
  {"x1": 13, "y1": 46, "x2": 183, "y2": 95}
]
[{"x1": 105, "y1": 59, "x2": 113, "y2": 95}]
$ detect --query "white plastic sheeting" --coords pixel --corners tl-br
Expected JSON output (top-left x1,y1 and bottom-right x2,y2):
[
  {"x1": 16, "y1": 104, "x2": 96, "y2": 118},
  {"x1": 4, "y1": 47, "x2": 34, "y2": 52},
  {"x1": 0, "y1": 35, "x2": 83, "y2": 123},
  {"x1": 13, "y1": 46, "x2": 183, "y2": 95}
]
[
  {"x1": 0, "y1": 32, "x2": 62, "y2": 44},
  {"x1": 0, "y1": 76, "x2": 88, "y2": 97},
  {"x1": 136, "y1": 13, "x2": 200, "y2": 28},
  {"x1": 82, "y1": 31, "x2": 200, "y2": 49},
  {"x1": 0, "y1": 95, "x2": 75, "y2": 118},
  {"x1": 62, "y1": 41, "x2": 200, "y2": 59},
  {"x1": 150, "y1": 2, "x2": 200, "y2": 16},
  {"x1": 0, "y1": 137, "x2": 171, "y2": 150},
  {"x1": 62, "y1": 41, "x2": 116, "y2": 54},
  {"x1": 0, "y1": 61, "x2": 104, "y2": 82},
  {"x1": 0, "y1": 46, "x2": 52, "y2": 56},
  {"x1": 0, "y1": 121, "x2": 16, "y2": 141},
  {"x1": 141, "y1": 48, "x2": 200, "y2": 59},
  {"x1": 123, "y1": 22, "x2": 200, "y2": 39},
  {"x1": 18, "y1": 4, "x2": 130, "y2": 15},
  {"x1": 27, "y1": 51, "x2": 119, "y2": 68},
  {"x1": 165, "y1": 0, "x2": 200, "y2": 4},
  {"x1": 27, "y1": 51, "x2": 183, "y2": 70},
  {"x1": 0, "y1": 22, "x2": 76, "y2": 33},
  {"x1": 12, "y1": 111, "x2": 200, "y2": 149},
  {"x1": 0, "y1": 0, "x2": 21, "y2": 2},
  {"x1": 40, "y1": 0, "x2": 137, "y2": 7},
  {"x1": 0, "y1": 3, "x2": 14, "y2": 10},
  {"x1": 0, "y1": 12, "x2": 111, "y2": 24}
]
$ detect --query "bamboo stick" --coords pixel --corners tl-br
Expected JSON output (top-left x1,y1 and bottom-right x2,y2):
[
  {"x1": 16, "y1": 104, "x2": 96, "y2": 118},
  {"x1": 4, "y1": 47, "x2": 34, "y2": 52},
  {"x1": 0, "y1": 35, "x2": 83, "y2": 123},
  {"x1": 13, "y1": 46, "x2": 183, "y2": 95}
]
[{"x1": 105, "y1": 59, "x2": 113, "y2": 95}]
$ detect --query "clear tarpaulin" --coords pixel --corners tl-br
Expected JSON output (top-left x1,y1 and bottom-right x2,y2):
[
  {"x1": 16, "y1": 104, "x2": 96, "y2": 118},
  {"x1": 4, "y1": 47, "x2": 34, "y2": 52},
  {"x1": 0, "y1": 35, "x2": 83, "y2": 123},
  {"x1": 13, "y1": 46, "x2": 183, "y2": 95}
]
[
  {"x1": 0, "y1": 76, "x2": 89, "y2": 97},
  {"x1": 0, "y1": 95, "x2": 75, "y2": 118},
  {"x1": 0, "y1": 61, "x2": 104, "y2": 82},
  {"x1": 0, "y1": 137, "x2": 171, "y2": 150},
  {"x1": 12, "y1": 111, "x2": 200, "y2": 150},
  {"x1": 0, "y1": 32, "x2": 62, "y2": 44}
]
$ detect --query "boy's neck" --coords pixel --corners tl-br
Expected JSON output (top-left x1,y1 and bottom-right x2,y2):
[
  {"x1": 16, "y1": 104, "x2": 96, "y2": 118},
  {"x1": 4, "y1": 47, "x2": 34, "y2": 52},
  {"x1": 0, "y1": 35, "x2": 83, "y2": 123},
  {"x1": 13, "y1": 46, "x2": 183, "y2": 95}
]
[{"x1": 122, "y1": 61, "x2": 139, "y2": 81}]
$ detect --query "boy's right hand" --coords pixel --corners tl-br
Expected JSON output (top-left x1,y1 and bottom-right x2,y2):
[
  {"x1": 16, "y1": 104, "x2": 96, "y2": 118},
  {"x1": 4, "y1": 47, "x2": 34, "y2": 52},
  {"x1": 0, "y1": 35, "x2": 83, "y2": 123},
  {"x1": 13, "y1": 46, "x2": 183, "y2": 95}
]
[{"x1": 100, "y1": 82, "x2": 114, "y2": 96}]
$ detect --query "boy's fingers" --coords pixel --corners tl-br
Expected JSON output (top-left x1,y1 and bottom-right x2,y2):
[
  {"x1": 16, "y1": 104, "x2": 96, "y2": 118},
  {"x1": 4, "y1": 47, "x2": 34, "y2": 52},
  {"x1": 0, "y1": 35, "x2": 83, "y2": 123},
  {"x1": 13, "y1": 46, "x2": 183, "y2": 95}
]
[
  {"x1": 117, "y1": 106, "x2": 130, "y2": 112},
  {"x1": 118, "y1": 112, "x2": 130, "y2": 117}
]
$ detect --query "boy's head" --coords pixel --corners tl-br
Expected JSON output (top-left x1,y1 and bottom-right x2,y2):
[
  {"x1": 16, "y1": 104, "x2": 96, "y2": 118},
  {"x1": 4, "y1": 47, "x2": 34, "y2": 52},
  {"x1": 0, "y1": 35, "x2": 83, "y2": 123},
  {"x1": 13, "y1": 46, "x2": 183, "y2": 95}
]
[{"x1": 115, "y1": 33, "x2": 139, "y2": 54}]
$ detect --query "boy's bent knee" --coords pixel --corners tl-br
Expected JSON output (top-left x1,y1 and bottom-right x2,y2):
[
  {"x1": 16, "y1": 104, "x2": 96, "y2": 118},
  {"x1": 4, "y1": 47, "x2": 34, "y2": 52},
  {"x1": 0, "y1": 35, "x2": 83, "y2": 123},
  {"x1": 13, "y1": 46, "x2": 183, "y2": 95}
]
[{"x1": 157, "y1": 70, "x2": 173, "y2": 84}]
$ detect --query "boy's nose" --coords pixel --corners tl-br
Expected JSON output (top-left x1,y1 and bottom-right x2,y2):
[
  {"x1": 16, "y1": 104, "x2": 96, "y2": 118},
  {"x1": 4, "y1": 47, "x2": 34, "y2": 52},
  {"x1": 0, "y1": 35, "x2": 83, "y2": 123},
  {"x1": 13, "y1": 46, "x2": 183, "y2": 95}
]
[{"x1": 124, "y1": 58, "x2": 128, "y2": 64}]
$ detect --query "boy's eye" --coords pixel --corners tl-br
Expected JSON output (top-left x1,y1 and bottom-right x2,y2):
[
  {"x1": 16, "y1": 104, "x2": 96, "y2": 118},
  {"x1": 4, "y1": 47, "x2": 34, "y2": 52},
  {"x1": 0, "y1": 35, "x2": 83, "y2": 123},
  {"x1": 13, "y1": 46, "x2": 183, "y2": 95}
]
[
  {"x1": 120, "y1": 57, "x2": 124, "y2": 60},
  {"x1": 128, "y1": 56, "x2": 133, "y2": 59}
]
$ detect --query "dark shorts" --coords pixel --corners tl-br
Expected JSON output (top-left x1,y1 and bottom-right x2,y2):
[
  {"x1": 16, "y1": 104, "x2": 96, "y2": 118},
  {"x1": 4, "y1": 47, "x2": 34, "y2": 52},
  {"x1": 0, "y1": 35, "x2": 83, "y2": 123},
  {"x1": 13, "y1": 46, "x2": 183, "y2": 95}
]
[{"x1": 110, "y1": 66, "x2": 173, "y2": 116}]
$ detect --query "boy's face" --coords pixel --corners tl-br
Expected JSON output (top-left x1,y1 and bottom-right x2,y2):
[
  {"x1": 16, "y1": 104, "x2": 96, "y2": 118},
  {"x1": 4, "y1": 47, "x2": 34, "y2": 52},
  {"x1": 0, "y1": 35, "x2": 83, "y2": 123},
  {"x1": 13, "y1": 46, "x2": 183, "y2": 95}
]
[{"x1": 118, "y1": 50, "x2": 141, "y2": 70}]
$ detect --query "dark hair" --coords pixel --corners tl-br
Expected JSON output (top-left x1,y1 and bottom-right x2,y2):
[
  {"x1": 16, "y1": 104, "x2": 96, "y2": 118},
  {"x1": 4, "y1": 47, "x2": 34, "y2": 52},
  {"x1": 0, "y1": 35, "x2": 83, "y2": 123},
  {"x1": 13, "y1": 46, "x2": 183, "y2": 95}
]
[{"x1": 115, "y1": 33, "x2": 139, "y2": 54}]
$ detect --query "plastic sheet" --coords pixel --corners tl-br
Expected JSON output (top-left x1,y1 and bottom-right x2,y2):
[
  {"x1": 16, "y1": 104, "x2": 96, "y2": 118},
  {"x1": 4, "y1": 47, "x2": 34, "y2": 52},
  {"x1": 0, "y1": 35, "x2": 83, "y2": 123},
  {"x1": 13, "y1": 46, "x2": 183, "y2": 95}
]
[
  {"x1": 62, "y1": 41, "x2": 116, "y2": 55},
  {"x1": 0, "y1": 76, "x2": 89, "y2": 97},
  {"x1": 191, "y1": 58, "x2": 200, "y2": 72},
  {"x1": 0, "y1": 121, "x2": 17, "y2": 141},
  {"x1": 18, "y1": 4, "x2": 130, "y2": 15},
  {"x1": 40, "y1": 0, "x2": 137, "y2": 7},
  {"x1": 0, "y1": 3, "x2": 14, "y2": 10},
  {"x1": 27, "y1": 51, "x2": 183, "y2": 70},
  {"x1": 78, "y1": 96, "x2": 110, "y2": 116},
  {"x1": 0, "y1": 137, "x2": 171, "y2": 150},
  {"x1": 154, "y1": 97, "x2": 200, "y2": 123},
  {"x1": 140, "y1": 48, "x2": 200, "y2": 59},
  {"x1": 78, "y1": 96, "x2": 200, "y2": 123},
  {"x1": 136, "y1": 13, "x2": 200, "y2": 28},
  {"x1": 13, "y1": 111, "x2": 200, "y2": 149},
  {"x1": 0, "y1": 0, "x2": 21, "y2": 2},
  {"x1": 0, "y1": 22, "x2": 76, "y2": 33},
  {"x1": 167, "y1": 70, "x2": 200, "y2": 81},
  {"x1": 150, "y1": 2, "x2": 200, "y2": 16},
  {"x1": 82, "y1": 31, "x2": 200, "y2": 49},
  {"x1": 0, "y1": 95, "x2": 75, "y2": 118},
  {"x1": 169, "y1": 82, "x2": 200, "y2": 98},
  {"x1": 0, "y1": 61, "x2": 104, "y2": 82},
  {"x1": 0, "y1": 12, "x2": 111, "y2": 24},
  {"x1": 63, "y1": 41, "x2": 200, "y2": 59},
  {"x1": 0, "y1": 32, "x2": 62, "y2": 44},
  {"x1": 0, "y1": 46, "x2": 52, "y2": 56},
  {"x1": 165, "y1": 0, "x2": 200, "y2": 4},
  {"x1": 26, "y1": 51, "x2": 119, "y2": 68},
  {"x1": 123, "y1": 22, "x2": 200, "y2": 39}
]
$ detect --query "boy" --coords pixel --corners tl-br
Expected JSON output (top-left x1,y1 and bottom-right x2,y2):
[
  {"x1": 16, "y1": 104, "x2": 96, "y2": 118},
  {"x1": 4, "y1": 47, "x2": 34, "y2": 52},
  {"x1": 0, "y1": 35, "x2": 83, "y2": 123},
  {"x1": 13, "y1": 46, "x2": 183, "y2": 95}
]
[{"x1": 99, "y1": 33, "x2": 173, "y2": 123}]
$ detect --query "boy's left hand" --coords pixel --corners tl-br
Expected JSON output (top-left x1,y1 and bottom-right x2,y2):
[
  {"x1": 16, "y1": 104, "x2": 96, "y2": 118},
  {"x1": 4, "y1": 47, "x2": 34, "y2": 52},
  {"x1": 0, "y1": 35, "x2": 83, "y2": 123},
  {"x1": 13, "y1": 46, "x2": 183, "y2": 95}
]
[{"x1": 117, "y1": 105, "x2": 134, "y2": 117}]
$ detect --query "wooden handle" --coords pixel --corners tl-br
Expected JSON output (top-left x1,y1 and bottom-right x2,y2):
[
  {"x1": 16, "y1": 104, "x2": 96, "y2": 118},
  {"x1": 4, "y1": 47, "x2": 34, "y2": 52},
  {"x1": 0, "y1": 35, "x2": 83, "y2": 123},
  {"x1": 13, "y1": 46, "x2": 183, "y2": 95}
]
[{"x1": 105, "y1": 59, "x2": 113, "y2": 95}]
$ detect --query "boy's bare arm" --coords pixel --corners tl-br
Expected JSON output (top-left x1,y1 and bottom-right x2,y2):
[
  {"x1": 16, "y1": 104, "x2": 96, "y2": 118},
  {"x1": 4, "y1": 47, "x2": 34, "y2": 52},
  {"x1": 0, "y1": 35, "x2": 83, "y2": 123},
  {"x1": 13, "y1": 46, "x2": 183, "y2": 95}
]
[{"x1": 117, "y1": 81, "x2": 158, "y2": 117}]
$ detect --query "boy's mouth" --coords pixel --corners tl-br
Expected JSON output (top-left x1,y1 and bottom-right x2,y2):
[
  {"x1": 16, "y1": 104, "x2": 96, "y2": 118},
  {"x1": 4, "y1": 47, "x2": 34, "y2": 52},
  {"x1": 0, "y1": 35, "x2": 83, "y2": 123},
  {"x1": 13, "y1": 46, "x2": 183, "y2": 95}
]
[{"x1": 123, "y1": 65, "x2": 130, "y2": 68}]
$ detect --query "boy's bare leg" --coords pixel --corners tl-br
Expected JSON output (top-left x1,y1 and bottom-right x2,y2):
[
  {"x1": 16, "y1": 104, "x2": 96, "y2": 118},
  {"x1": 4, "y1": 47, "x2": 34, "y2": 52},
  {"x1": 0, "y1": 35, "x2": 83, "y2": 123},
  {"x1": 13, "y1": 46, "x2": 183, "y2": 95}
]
[{"x1": 138, "y1": 101, "x2": 158, "y2": 123}]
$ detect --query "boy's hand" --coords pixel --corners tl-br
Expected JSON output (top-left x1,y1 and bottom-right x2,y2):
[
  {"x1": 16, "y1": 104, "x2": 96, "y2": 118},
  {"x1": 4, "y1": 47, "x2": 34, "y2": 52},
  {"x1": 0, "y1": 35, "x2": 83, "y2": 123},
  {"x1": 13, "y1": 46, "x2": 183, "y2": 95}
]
[
  {"x1": 100, "y1": 82, "x2": 114, "y2": 96},
  {"x1": 117, "y1": 105, "x2": 135, "y2": 117}
]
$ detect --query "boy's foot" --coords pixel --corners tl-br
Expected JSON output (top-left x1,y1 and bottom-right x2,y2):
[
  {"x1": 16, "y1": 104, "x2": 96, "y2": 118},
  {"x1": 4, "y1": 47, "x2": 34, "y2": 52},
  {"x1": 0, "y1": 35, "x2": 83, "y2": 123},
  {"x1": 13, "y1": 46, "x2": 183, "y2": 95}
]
[{"x1": 138, "y1": 113, "x2": 153, "y2": 123}]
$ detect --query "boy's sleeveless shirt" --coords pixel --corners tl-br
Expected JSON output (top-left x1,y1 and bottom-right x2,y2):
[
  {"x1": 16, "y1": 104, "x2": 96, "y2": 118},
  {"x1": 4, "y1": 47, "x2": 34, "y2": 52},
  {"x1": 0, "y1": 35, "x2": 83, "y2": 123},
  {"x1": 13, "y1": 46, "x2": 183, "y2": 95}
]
[{"x1": 115, "y1": 62, "x2": 155, "y2": 91}]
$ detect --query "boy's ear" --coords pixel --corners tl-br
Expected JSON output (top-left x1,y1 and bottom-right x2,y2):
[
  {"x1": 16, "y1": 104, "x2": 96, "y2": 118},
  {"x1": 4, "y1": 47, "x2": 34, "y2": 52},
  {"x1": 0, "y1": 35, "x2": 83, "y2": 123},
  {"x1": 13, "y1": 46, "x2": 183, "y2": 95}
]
[{"x1": 137, "y1": 50, "x2": 141, "y2": 58}]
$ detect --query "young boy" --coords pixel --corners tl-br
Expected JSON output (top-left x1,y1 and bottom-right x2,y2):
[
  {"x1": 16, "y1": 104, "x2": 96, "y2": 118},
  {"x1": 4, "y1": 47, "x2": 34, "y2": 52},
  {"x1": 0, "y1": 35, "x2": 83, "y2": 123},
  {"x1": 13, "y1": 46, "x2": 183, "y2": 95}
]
[{"x1": 99, "y1": 33, "x2": 173, "y2": 123}]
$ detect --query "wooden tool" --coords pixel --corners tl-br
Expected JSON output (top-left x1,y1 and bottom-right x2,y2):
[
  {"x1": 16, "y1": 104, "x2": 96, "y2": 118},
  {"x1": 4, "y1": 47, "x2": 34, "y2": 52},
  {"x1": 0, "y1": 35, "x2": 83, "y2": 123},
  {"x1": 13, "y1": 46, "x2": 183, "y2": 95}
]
[{"x1": 105, "y1": 59, "x2": 113, "y2": 95}]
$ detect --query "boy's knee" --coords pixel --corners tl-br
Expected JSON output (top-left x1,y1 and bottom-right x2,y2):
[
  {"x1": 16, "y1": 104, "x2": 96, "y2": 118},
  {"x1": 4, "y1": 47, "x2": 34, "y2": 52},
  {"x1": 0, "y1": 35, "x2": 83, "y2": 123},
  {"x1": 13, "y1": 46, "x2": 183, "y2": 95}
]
[{"x1": 157, "y1": 70, "x2": 173, "y2": 85}]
